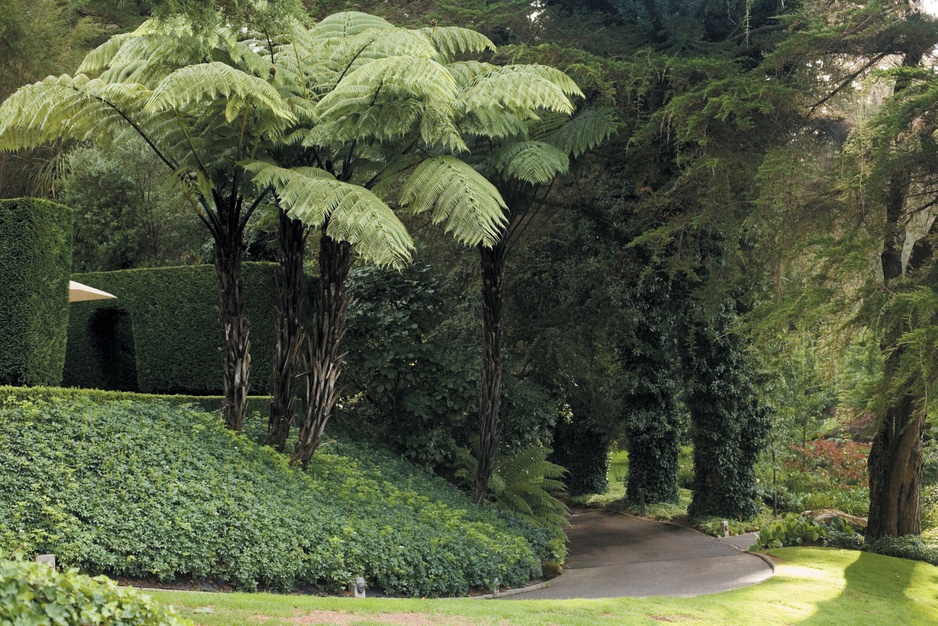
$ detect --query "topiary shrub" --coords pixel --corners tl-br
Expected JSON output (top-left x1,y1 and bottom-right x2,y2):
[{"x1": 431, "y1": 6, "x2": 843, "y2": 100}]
[
  {"x1": 63, "y1": 263, "x2": 280, "y2": 394},
  {"x1": 0, "y1": 559, "x2": 191, "y2": 626},
  {"x1": 0, "y1": 198, "x2": 73, "y2": 387}
]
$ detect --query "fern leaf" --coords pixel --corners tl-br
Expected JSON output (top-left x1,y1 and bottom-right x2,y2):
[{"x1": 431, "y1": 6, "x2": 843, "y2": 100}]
[
  {"x1": 310, "y1": 11, "x2": 393, "y2": 40},
  {"x1": 244, "y1": 161, "x2": 413, "y2": 267},
  {"x1": 545, "y1": 106, "x2": 619, "y2": 157},
  {"x1": 458, "y1": 65, "x2": 576, "y2": 122},
  {"x1": 420, "y1": 27, "x2": 496, "y2": 60},
  {"x1": 486, "y1": 140, "x2": 569, "y2": 184},
  {"x1": 145, "y1": 62, "x2": 296, "y2": 125},
  {"x1": 399, "y1": 156, "x2": 507, "y2": 248}
]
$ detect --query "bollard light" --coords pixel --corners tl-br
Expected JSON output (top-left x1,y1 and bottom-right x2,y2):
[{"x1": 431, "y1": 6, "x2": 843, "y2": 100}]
[
  {"x1": 721, "y1": 520, "x2": 730, "y2": 537},
  {"x1": 354, "y1": 576, "x2": 366, "y2": 598}
]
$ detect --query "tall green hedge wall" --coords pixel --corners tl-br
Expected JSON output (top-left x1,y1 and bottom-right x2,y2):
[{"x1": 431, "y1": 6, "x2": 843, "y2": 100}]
[
  {"x1": 0, "y1": 198, "x2": 74, "y2": 387},
  {"x1": 63, "y1": 263, "x2": 280, "y2": 395}
]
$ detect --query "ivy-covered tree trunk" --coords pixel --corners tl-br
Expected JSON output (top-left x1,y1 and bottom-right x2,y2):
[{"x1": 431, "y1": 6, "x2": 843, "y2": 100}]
[
  {"x1": 266, "y1": 209, "x2": 306, "y2": 451},
  {"x1": 621, "y1": 273, "x2": 682, "y2": 505},
  {"x1": 214, "y1": 200, "x2": 250, "y2": 432},
  {"x1": 681, "y1": 305, "x2": 769, "y2": 518},
  {"x1": 866, "y1": 42, "x2": 927, "y2": 540},
  {"x1": 475, "y1": 241, "x2": 506, "y2": 505},
  {"x1": 291, "y1": 231, "x2": 352, "y2": 469}
]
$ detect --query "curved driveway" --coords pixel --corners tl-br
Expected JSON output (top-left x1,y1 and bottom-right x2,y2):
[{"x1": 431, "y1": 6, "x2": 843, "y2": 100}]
[{"x1": 507, "y1": 508, "x2": 773, "y2": 599}]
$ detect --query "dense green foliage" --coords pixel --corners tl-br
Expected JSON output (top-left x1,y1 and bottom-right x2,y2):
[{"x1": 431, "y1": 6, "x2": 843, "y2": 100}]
[
  {"x1": 681, "y1": 302, "x2": 770, "y2": 519},
  {"x1": 0, "y1": 197, "x2": 73, "y2": 387},
  {"x1": 549, "y1": 417, "x2": 609, "y2": 497},
  {"x1": 59, "y1": 138, "x2": 204, "y2": 272},
  {"x1": 0, "y1": 393, "x2": 544, "y2": 596},
  {"x1": 755, "y1": 514, "x2": 857, "y2": 549},
  {"x1": 0, "y1": 558, "x2": 190, "y2": 626},
  {"x1": 62, "y1": 263, "x2": 281, "y2": 394}
]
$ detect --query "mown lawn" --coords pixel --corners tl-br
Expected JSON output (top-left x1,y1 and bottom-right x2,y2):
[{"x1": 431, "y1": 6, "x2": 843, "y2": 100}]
[{"x1": 153, "y1": 547, "x2": 938, "y2": 625}]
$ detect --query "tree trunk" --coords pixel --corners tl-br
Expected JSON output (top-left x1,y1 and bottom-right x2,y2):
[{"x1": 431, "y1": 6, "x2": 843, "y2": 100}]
[
  {"x1": 474, "y1": 241, "x2": 506, "y2": 505},
  {"x1": 291, "y1": 232, "x2": 352, "y2": 468},
  {"x1": 266, "y1": 209, "x2": 306, "y2": 451},
  {"x1": 215, "y1": 207, "x2": 250, "y2": 432},
  {"x1": 866, "y1": 40, "x2": 927, "y2": 539}
]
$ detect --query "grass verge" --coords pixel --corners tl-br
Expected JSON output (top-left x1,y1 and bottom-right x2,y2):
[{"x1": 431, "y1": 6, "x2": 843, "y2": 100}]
[{"x1": 153, "y1": 547, "x2": 938, "y2": 625}]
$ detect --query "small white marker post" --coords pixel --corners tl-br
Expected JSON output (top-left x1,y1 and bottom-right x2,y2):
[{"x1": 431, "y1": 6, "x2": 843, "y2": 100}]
[
  {"x1": 353, "y1": 576, "x2": 366, "y2": 598},
  {"x1": 721, "y1": 520, "x2": 730, "y2": 537}
]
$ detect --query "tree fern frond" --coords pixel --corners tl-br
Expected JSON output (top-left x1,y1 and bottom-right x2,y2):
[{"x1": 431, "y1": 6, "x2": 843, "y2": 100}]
[
  {"x1": 0, "y1": 75, "x2": 154, "y2": 151},
  {"x1": 459, "y1": 65, "x2": 576, "y2": 120},
  {"x1": 400, "y1": 156, "x2": 507, "y2": 247},
  {"x1": 420, "y1": 26, "x2": 496, "y2": 60},
  {"x1": 545, "y1": 106, "x2": 619, "y2": 157},
  {"x1": 317, "y1": 56, "x2": 456, "y2": 121},
  {"x1": 527, "y1": 65, "x2": 584, "y2": 98},
  {"x1": 447, "y1": 60, "x2": 496, "y2": 88},
  {"x1": 486, "y1": 140, "x2": 569, "y2": 184},
  {"x1": 328, "y1": 28, "x2": 439, "y2": 76},
  {"x1": 310, "y1": 11, "x2": 393, "y2": 40},
  {"x1": 78, "y1": 33, "x2": 134, "y2": 75},
  {"x1": 146, "y1": 62, "x2": 296, "y2": 125},
  {"x1": 459, "y1": 108, "x2": 528, "y2": 140},
  {"x1": 243, "y1": 161, "x2": 413, "y2": 267}
]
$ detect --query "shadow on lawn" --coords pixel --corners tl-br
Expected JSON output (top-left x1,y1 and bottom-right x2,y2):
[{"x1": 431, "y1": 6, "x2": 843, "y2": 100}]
[{"x1": 798, "y1": 551, "x2": 938, "y2": 624}]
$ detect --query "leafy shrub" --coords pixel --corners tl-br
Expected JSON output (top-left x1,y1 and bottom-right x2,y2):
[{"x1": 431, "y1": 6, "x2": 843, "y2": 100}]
[
  {"x1": 784, "y1": 438, "x2": 871, "y2": 491},
  {"x1": 0, "y1": 559, "x2": 190, "y2": 625},
  {"x1": 0, "y1": 394, "x2": 542, "y2": 596},
  {"x1": 865, "y1": 536, "x2": 938, "y2": 566},
  {"x1": 756, "y1": 514, "x2": 833, "y2": 548},
  {"x1": 825, "y1": 529, "x2": 865, "y2": 550}
]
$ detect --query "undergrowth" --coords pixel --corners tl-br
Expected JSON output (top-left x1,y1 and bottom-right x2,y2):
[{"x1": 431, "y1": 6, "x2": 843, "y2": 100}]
[{"x1": 0, "y1": 393, "x2": 545, "y2": 596}]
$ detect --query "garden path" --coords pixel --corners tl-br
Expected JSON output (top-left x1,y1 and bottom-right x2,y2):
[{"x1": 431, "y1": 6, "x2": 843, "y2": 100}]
[{"x1": 504, "y1": 508, "x2": 773, "y2": 599}]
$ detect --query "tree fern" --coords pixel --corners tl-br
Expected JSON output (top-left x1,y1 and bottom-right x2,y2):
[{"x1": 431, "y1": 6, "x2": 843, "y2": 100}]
[
  {"x1": 309, "y1": 11, "x2": 393, "y2": 40},
  {"x1": 399, "y1": 156, "x2": 508, "y2": 247}
]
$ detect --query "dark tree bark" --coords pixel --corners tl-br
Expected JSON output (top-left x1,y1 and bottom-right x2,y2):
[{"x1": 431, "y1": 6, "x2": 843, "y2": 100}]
[
  {"x1": 866, "y1": 41, "x2": 927, "y2": 540},
  {"x1": 474, "y1": 240, "x2": 506, "y2": 505},
  {"x1": 266, "y1": 208, "x2": 307, "y2": 451},
  {"x1": 214, "y1": 198, "x2": 250, "y2": 432},
  {"x1": 291, "y1": 231, "x2": 353, "y2": 468}
]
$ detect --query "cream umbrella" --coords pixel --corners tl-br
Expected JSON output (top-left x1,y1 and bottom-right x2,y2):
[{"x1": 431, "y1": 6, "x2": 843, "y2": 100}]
[{"x1": 68, "y1": 280, "x2": 117, "y2": 303}]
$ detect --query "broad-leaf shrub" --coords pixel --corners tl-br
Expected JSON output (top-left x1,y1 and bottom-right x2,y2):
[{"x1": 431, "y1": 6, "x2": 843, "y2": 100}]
[
  {"x1": 0, "y1": 559, "x2": 190, "y2": 626},
  {"x1": 755, "y1": 513, "x2": 857, "y2": 549},
  {"x1": 0, "y1": 395, "x2": 541, "y2": 595}
]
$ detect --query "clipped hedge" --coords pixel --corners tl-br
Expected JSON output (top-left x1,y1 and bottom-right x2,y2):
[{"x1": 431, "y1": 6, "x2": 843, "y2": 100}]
[
  {"x1": 0, "y1": 392, "x2": 543, "y2": 596},
  {"x1": 0, "y1": 559, "x2": 190, "y2": 626},
  {"x1": 0, "y1": 198, "x2": 73, "y2": 387},
  {"x1": 63, "y1": 263, "x2": 279, "y2": 394}
]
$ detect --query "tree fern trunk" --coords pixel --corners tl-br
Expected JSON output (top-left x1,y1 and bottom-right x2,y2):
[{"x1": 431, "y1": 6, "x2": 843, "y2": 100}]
[
  {"x1": 291, "y1": 232, "x2": 352, "y2": 469},
  {"x1": 475, "y1": 241, "x2": 505, "y2": 505},
  {"x1": 266, "y1": 209, "x2": 306, "y2": 451},
  {"x1": 215, "y1": 207, "x2": 249, "y2": 432}
]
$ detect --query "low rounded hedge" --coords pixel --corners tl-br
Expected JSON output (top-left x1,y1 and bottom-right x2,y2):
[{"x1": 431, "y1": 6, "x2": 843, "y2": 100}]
[
  {"x1": 0, "y1": 392, "x2": 542, "y2": 596},
  {"x1": 0, "y1": 559, "x2": 190, "y2": 626}
]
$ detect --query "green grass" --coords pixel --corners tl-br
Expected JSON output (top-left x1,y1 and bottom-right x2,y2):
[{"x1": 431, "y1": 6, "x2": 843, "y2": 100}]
[{"x1": 151, "y1": 548, "x2": 938, "y2": 625}]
